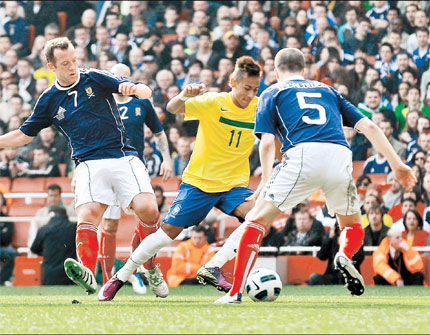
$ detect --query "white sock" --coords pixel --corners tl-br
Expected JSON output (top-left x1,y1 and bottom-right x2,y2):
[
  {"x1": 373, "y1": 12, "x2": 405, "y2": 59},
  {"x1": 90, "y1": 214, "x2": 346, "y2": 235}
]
[
  {"x1": 117, "y1": 228, "x2": 172, "y2": 282},
  {"x1": 205, "y1": 223, "x2": 246, "y2": 268}
]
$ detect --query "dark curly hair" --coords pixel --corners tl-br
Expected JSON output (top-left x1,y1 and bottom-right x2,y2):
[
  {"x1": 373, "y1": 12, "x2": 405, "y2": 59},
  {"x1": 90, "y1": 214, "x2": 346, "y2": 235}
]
[{"x1": 232, "y1": 56, "x2": 262, "y2": 80}]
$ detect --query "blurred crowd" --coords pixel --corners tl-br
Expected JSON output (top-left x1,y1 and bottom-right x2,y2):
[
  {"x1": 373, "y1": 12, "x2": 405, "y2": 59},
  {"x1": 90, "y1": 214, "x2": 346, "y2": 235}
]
[{"x1": 0, "y1": 0, "x2": 430, "y2": 286}]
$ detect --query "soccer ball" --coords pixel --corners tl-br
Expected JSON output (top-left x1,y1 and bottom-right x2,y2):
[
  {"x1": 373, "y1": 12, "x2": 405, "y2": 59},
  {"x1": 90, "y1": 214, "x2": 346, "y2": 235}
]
[{"x1": 246, "y1": 268, "x2": 282, "y2": 302}]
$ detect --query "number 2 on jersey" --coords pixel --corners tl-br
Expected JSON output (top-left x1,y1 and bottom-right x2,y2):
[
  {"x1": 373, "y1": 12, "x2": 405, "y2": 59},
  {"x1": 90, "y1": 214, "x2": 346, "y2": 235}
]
[
  {"x1": 296, "y1": 92, "x2": 327, "y2": 125},
  {"x1": 229, "y1": 129, "x2": 242, "y2": 148}
]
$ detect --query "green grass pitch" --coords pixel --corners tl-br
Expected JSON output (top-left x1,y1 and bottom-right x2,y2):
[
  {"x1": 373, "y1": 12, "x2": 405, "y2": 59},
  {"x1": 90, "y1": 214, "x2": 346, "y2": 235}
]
[{"x1": 0, "y1": 285, "x2": 429, "y2": 334}]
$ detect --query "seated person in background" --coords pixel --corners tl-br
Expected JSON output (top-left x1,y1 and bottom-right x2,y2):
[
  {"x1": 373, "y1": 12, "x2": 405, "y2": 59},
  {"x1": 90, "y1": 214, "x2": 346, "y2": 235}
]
[
  {"x1": 363, "y1": 205, "x2": 390, "y2": 253},
  {"x1": 371, "y1": 119, "x2": 406, "y2": 160},
  {"x1": 166, "y1": 226, "x2": 215, "y2": 287},
  {"x1": 173, "y1": 136, "x2": 192, "y2": 176},
  {"x1": 27, "y1": 183, "x2": 75, "y2": 248},
  {"x1": 15, "y1": 146, "x2": 60, "y2": 177},
  {"x1": 153, "y1": 185, "x2": 169, "y2": 220},
  {"x1": 388, "y1": 189, "x2": 426, "y2": 222},
  {"x1": 373, "y1": 227, "x2": 424, "y2": 286},
  {"x1": 356, "y1": 174, "x2": 373, "y2": 207},
  {"x1": 0, "y1": 147, "x2": 29, "y2": 178},
  {"x1": 309, "y1": 224, "x2": 364, "y2": 285},
  {"x1": 282, "y1": 209, "x2": 325, "y2": 253},
  {"x1": 382, "y1": 172, "x2": 404, "y2": 210},
  {"x1": 402, "y1": 209, "x2": 428, "y2": 246},
  {"x1": 0, "y1": 192, "x2": 17, "y2": 286},
  {"x1": 361, "y1": 193, "x2": 392, "y2": 227},
  {"x1": 30, "y1": 206, "x2": 77, "y2": 285},
  {"x1": 143, "y1": 139, "x2": 161, "y2": 177},
  {"x1": 363, "y1": 149, "x2": 391, "y2": 174}
]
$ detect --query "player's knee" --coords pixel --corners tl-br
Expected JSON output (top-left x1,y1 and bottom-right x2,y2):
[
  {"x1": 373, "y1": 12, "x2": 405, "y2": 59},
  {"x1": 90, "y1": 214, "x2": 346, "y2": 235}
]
[
  {"x1": 103, "y1": 219, "x2": 119, "y2": 233},
  {"x1": 77, "y1": 205, "x2": 103, "y2": 223},
  {"x1": 133, "y1": 201, "x2": 159, "y2": 222}
]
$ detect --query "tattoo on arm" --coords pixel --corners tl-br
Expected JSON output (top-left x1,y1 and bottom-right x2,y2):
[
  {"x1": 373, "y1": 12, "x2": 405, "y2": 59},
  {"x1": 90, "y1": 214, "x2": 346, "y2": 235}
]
[{"x1": 155, "y1": 133, "x2": 171, "y2": 160}]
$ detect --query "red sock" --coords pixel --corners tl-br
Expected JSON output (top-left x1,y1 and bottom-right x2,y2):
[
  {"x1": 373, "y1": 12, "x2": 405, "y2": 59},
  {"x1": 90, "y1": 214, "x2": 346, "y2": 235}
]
[
  {"x1": 229, "y1": 220, "x2": 265, "y2": 296},
  {"x1": 131, "y1": 227, "x2": 141, "y2": 252},
  {"x1": 76, "y1": 222, "x2": 99, "y2": 274},
  {"x1": 138, "y1": 213, "x2": 161, "y2": 270},
  {"x1": 98, "y1": 228, "x2": 116, "y2": 284},
  {"x1": 339, "y1": 223, "x2": 364, "y2": 259}
]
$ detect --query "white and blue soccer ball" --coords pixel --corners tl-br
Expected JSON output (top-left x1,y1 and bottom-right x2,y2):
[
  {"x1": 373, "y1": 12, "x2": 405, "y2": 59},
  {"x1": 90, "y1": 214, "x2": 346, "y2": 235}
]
[{"x1": 246, "y1": 268, "x2": 282, "y2": 302}]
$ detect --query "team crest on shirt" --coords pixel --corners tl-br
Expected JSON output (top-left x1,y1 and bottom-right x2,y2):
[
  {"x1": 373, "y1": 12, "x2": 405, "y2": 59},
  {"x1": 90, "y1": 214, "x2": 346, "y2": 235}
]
[
  {"x1": 54, "y1": 106, "x2": 66, "y2": 120},
  {"x1": 170, "y1": 204, "x2": 181, "y2": 218},
  {"x1": 135, "y1": 107, "x2": 141, "y2": 116},
  {"x1": 85, "y1": 86, "x2": 95, "y2": 98}
]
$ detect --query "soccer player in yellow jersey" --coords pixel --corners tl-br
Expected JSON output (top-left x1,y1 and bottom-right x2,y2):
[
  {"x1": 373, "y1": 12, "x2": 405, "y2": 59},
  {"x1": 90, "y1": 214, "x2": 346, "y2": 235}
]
[{"x1": 99, "y1": 56, "x2": 262, "y2": 300}]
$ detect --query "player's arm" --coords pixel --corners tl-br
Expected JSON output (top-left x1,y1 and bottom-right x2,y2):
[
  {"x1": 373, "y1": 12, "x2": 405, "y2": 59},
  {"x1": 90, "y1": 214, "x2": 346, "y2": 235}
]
[
  {"x1": 119, "y1": 82, "x2": 152, "y2": 99},
  {"x1": 355, "y1": 118, "x2": 416, "y2": 190},
  {"x1": 166, "y1": 83, "x2": 206, "y2": 115},
  {"x1": 154, "y1": 131, "x2": 173, "y2": 181},
  {"x1": 247, "y1": 133, "x2": 276, "y2": 201},
  {"x1": 0, "y1": 130, "x2": 34, "y2": 148}
]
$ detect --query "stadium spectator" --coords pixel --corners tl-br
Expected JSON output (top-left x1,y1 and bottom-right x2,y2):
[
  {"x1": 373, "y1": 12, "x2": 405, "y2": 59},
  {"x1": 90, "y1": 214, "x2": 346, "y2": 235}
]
[
  {"x1": 24, "y1": 0, "x2": 58, "y2": 37},
  {"x1": 282, "y1": 209, "x2": 325, "y2": 253},
  {"x1": 372, "y1": 119, "x2": 406, "y2": 159},
  {"x1": 337, "y1": 6, "x2": 359, "y2": 44},
  {"x1": 373, "y1": 227, "x2": 424, "y2": 286},
  {"x1": 186, "y1": 30, "x2": 220, "y2": 70},
  {"x1": 153, "y1": 69, "x2": 175, "y2": 105},
  {"x1": 383, "y1": 172, "x2": 404, "y2": 209},
  {"x1": 363, "y1": 204, "x2": 390, "y2": 250},
  {"x1": 166, "y1": 225, "x2": 215, "y2": 287},
  {"x1": 358, "y1": 88, "x2": 383, "y2": 118},
  {"x1": 27, "y1": 183, "x2": 76, "y2": 249},
  {"x1": 0, "y1": 34, "x2": 12, "y2": 64},
  {"x1": 153, "y1": 185, "x2": 169, "y2": 220},
  {"x1": 15, "y1": 146, "x2": 60, "y2": 178},
  {"x1": 129, "y1": 15, "x2": 150, "y2": 50},
  {"x1": 89, "y1": 26, "x2": 113, "y2": 61},
  {"x1": 402, "y1": 209, "x2": 429, "y2": 246},
  {"x1": 343, "y1": 17, "x2": 378, "y2": 64},
  {"x1": 0, "y1": 192, "x2": 17, "y2": 286},
  {"x1": 128, "y1": 47, "x2": 144, "y2": 74},
  {"x1": 2, "y1": 1, "x2": 30, "y2": 57},
  {"x1": 412, "y1": 27, "x2": 430, "y2": 74},
  {"x1": 143, "y1": 138, "x2": 161, "y2": 177},
  {"x1": 173, "y1": 136, "x2": 192, "y2": 176},
  {"x1": 309, "y1": 224, "x2": 364, "y2": 285},
  {"x1": 30, "y1": 206, "x2": 77, "y2": 285}
]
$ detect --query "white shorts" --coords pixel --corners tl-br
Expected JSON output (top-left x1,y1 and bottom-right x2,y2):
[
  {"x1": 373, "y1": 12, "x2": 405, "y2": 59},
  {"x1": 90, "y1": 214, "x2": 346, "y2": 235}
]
[
  {"x1": 74, "y1": 156, "x2": 154, "y2": 212},
  {"x1": 263, "y1": 142, "x2": 360, "y2": 216},
  {"x1": 103, "y1": 205, "x2": 121, "y2": 220}
]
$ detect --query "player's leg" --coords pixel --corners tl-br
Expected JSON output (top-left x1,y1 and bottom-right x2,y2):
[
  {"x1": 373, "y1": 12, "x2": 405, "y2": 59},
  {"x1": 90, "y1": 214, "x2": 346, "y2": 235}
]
[
  {"x1": 128, "y1": 191, "x2": 169, "y2": 297},
  {"x1": 198, "y1": 188, "x2": 255, "y2": 291},
  {"x1": 99, "y1": 181, "x2": 218, "y2": 301},
  {"x1": 321, "y1": 144, "x2": 365, "y2": 295},
  {"x1": 65, "y1": 201, "x2": 107, "y2": 294},
  {"x1": 98, "y1": 206, "x2": 121, "y2": 284},
  {"x1": 215, "y1": 196, "x2": 281, "y2": 303}
]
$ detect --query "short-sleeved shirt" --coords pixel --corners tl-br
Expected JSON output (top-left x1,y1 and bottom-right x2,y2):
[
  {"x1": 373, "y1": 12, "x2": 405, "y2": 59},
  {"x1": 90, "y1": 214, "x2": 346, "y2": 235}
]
[
  {"x1": 255, "y1": 76, "x2": 364, "y2": 153},
  {"x1": 117, "y1": 97, "x2": 163, "y2": 160},
  {"x1": 20, "y1": 68, "x2": 138, "y2": 165},
  {"x1": 183, "y1": 92, "x2": 258, "y2": 192}
]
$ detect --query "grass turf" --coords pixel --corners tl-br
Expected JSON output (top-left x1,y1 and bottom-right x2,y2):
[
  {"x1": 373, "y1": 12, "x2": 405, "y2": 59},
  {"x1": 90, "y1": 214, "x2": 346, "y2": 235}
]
[{"x1": 0, "y1": 285, "x2": 429, "y2": 334}]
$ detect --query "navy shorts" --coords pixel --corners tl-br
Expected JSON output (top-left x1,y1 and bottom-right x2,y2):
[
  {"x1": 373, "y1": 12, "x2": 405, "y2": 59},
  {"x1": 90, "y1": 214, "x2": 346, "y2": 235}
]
[{"x1": 164, "y1": 183, "x2": 254, "y2": 228}]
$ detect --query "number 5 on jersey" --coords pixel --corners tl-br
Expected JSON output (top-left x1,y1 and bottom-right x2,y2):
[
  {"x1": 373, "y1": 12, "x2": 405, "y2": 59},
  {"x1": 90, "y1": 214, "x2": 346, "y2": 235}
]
[{"x1": 297, "y1": 92, "x2": 327, "y2": 125}]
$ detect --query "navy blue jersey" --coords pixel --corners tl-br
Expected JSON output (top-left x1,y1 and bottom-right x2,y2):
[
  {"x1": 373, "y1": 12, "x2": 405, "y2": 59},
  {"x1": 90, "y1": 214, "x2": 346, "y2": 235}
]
[
  {"x1": 118, "y1": 97, "x2": 163, "y2": 160},
  {"x1": 20, "y1": 68, "x2": 139, "y2": 164},
  {"x1": 254, "y1": 76, "x2": 365, "y2": 153}
]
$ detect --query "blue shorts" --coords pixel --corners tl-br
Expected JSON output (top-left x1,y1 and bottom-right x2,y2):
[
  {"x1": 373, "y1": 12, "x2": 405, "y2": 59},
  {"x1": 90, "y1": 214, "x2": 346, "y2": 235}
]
[{"x1": 164, "y1": 183, "x2": 254, "y2": 228}]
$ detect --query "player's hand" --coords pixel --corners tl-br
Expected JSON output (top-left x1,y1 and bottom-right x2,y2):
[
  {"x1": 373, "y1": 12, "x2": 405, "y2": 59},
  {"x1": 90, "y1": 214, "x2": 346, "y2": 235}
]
[
  {"x1": 246, "y1": 179, "x2": 267, "y2": 202},
  {"x1": 159, "y1": 160, "x2": 173, "y2": 182},
  {"x1": 393, "y1": 163, "x2": 417, "y2": 191},
  {"x1": 118, "y1": 82, "x2": 136, "y2": 96},
  {"x1": 182, "y1": 83, "x2": 206, "y2": 98}
]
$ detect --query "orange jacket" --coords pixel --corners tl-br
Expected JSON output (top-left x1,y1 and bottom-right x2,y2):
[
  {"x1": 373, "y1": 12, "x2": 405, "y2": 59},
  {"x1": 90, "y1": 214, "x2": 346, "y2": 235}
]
[
  {"x1": 404, "y1": 230, "x2": 428, "y2": 247},
  {"x1": 166, "y1": 239, "x2": 216, "y2": 287},
  {"x1": 373, "y1": 236, "x2": 424, "y2": 285}
]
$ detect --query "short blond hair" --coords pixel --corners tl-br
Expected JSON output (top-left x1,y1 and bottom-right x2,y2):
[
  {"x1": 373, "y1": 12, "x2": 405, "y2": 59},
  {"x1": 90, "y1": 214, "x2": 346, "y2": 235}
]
[{"x1": 44, "y1": 37, "x2": 72, "y2": 64}]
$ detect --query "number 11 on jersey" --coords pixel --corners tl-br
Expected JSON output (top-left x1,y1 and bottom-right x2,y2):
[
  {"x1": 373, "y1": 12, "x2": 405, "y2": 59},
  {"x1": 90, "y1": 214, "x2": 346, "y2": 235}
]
[{"x1": 229, "y1": 129, "x2": 242, "y2": 148}]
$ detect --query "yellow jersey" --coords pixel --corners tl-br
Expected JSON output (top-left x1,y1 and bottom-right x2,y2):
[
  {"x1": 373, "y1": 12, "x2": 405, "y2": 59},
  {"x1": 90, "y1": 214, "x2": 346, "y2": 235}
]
[{"x1": 182, "y1": 92, "x2": 258, "y2": 192}]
